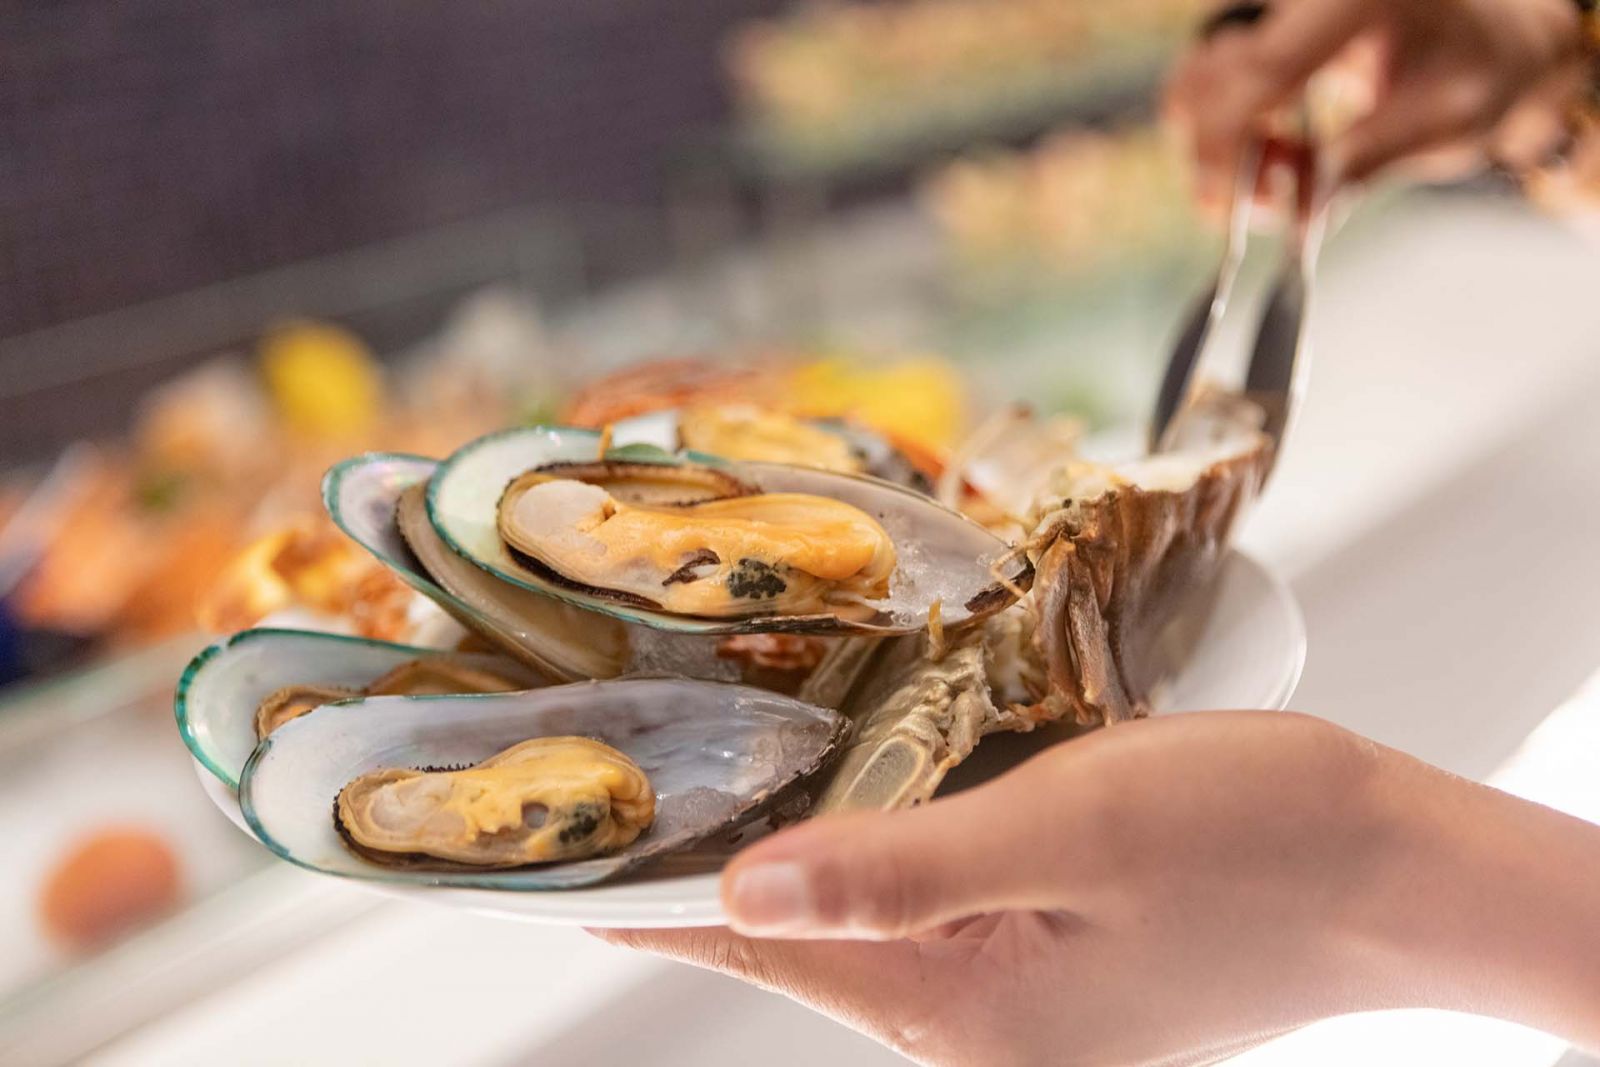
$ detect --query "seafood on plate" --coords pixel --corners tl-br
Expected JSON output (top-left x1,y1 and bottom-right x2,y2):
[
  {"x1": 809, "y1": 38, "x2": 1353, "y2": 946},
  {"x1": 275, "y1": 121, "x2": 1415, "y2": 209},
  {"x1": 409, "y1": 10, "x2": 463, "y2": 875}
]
[
  {"x1": 176, "y1": 628, "x2": 546, "y2": 790},
  {"x1": 337, "y1": 736, "x2": 655, "y2": 868},
  {"x1": 558, "y1": 358, "x2": 783, "y2": 429},
  {"x1": 677, "y1": 405, "x2": 866, "y2": 473},
  {"x1": 610, "y1": 403, "x2": 932, "y2": 488},
  {"x1": 495, "y1": 465, "x2": 897, "y2": 619},
  {"x1": 426, "y1": 427, "x2": 1030, "y2": 636},
  {"x1": 192, "y1": 361, "x2": 1274, "y2": 891},
  {"x1": 817, "y1": 392, "x2": 1273, "y2": 810},
  {"x1": 562, "y1": 355, "x2": 956, "y2": 481},
  {"x1": 240, "y1": 678, "x2": 848, "y2": 887},
  {"x1": 254, "y1": 652, "x2": 534, "y2": 739},
  {"x1": 326, "y1": 453, "x2": 846, "y2": 693}
]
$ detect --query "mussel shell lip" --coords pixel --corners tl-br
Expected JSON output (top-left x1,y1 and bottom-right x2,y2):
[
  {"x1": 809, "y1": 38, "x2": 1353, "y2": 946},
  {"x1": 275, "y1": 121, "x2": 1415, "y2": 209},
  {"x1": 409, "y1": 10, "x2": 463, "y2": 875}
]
[
  {"x1": 175, "y1": 627, "x2": 477, "y2": 792},
  {"x1": 237, "y1": 677, "x2": 849, "y2": 891},
  {"x1": 323, "y1": 452, "x2": 628, "y2": 681},
  {"x1": 429, "y1": 426, "x2": 1032, "y2": 637},
  {"x1": 321, "y1": 451, "x2": 462, "y2": 610},
  {"x1": 500, "y1": 461, "x2": 758, "y2": 508},
  {"x1": 396, "y1": 484, "x2": 633, "y2": 681}
]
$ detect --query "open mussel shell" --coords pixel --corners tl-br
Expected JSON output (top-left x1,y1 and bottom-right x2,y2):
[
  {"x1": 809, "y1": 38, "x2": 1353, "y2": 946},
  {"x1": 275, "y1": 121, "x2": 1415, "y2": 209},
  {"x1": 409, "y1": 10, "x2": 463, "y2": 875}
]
[
  {"x1": 176, "y1": 628, "x2": 542, "y2": 790},
  {"x1": 323, "y1": 453, "x2": 630, "y2": 681},
  {"x1": 428, "y1": 427, "x2": 1030, "y2": 636},
  {"x1": 239, "y1": 678, "x2": 848, "y2": 891}
]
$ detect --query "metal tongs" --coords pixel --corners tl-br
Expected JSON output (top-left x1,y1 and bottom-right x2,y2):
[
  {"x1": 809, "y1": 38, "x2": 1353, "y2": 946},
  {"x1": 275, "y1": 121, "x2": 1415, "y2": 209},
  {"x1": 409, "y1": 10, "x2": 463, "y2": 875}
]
[{"x1": 1148, "y1": 1, "x2": 1329, "y2": 479}]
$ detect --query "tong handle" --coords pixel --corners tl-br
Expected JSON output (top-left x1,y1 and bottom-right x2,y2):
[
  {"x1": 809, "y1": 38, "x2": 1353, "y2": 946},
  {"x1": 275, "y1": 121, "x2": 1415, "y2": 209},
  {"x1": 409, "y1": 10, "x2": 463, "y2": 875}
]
[{"x1": 1150, "y1": 0, "x2": 1327, "y2": 460}]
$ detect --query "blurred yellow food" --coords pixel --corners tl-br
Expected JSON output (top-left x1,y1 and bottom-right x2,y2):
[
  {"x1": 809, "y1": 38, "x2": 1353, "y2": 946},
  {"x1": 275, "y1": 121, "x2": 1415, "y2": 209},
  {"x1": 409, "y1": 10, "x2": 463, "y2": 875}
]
[
  {"x1": 678, "y1": 404, "x2": 863, "y2": 472},
  {"x1": 560, "y1": 358, "x2": 781, "y2": 428},
  {"x1": 259, "y1": 321, "x2": 381, "y2": 437},
  {"x1": 559, "y1": 353, "x2": 964, "y2": 463},
  {"x1": 784, "y1": 357, "x2": 965, "y2": 453},
  {"x1": 14, "y1": 308, "x2": 534, "y2": 650}
]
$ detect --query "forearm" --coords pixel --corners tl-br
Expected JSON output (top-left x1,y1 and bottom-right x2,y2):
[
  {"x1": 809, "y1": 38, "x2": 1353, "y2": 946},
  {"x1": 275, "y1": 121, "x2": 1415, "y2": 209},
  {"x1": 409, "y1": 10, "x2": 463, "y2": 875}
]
[{"x1": 1352, "y1": 756, "x2": 1600, "y2": 1049}]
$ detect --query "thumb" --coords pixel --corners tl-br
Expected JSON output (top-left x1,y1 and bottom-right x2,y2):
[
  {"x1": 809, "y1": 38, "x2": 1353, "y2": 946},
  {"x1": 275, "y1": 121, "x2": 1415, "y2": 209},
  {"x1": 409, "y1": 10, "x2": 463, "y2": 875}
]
[{"x1": 720, "y1": 775, "x2": 1065, "y2": 940}]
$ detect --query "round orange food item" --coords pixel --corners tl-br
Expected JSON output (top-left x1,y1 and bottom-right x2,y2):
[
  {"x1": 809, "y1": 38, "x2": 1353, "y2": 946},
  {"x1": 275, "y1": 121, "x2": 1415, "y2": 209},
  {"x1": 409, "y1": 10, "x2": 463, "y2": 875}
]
[{"x1": 38, "y1": 827, "x2": 183, "y2": 952}]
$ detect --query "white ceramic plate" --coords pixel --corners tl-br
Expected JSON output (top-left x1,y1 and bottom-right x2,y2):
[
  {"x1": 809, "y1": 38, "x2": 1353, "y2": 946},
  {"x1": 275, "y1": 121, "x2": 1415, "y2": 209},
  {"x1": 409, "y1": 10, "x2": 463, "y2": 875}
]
[{"x1": 189, "y1": 549, "x2": 1303, "y2": 927}]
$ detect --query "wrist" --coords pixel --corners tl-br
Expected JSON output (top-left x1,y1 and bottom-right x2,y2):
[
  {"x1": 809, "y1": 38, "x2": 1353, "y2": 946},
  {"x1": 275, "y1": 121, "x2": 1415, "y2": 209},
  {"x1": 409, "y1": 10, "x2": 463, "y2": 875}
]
[
  {"x1": 1339, "y1": 751, "x2": 1600, "y2": 1045},
  {"x1": 1304, "y1": 743, "x2": 1439, "y2": 1017}
]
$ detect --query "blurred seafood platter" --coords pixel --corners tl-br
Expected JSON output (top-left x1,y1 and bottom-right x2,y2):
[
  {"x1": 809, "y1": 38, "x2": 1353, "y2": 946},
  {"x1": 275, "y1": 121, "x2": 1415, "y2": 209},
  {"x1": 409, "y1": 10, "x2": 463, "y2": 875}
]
[
  {"x1": 2, "y1": 317, "x2": 986, "y2": 674},
  {"x1": 725, "y1": 0, "x2": 1193, "y2": 173}
]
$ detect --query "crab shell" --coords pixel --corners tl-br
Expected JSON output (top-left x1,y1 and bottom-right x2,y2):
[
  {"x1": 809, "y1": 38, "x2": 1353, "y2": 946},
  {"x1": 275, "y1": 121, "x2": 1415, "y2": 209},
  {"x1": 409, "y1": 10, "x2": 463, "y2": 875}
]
[
  {"x1": 816, "y1": 397, "x2": 1274, "y2": 811},
  {"x1": 1022, "y1": 425, "x2": 1272, "y2": 726}
]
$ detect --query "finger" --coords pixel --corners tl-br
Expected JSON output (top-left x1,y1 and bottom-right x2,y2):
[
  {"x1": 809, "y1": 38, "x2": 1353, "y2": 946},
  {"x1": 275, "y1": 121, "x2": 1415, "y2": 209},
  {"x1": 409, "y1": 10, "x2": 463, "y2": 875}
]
[
  {"x1": 594, "y1": 925, "x2": 914, "y2": 991},
  {"x1": 718, "y1": 762, "x2": 1077, "y2": 940},
  {"x1": 592, "y1": 925, "x2": 942, "y2": 1046},
  {"x1": 1333, "y1": 78, "x2": 1515, "y2": 184},
  {"x1": 1532, "y1": 129, "x2": 1600, "y2": 209},
  {"x1": 1391, "y1": 141, "x2": 1494, "y2": 184},
  {"x1": 1168, "y1": 0, "x2": 1375, "y2": 206},
  {"x1": 1235, "y1": 0, "x2": 1380, "y2": 104},
  {"x1": 1491, "y1": 61, "x2": 1587, "y2": 171}
]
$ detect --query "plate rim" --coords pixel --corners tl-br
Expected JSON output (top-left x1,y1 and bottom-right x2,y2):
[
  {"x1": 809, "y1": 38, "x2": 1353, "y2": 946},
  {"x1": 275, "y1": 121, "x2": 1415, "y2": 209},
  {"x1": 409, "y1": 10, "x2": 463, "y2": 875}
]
[{"x1": 1221, "y1": 550, "x2": 1305, "y2": 714}]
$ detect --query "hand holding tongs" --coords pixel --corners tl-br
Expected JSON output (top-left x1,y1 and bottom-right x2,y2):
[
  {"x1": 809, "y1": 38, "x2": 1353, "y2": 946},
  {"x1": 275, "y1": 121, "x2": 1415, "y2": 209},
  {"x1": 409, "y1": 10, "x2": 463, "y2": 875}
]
[{"x1": 1148, "y1": 0, "x2": 1330, "y2": 480}]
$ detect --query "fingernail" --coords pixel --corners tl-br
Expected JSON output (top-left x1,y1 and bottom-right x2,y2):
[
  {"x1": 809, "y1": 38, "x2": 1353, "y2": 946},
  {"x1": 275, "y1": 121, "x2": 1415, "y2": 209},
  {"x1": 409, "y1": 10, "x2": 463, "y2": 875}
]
[{"x1": 726, "y1": 862, "x2": 814, "y2": 934}]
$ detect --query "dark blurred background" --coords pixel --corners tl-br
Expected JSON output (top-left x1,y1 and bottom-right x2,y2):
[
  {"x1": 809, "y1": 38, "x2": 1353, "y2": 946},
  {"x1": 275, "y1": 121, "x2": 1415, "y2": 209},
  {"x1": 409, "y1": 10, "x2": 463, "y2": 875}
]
[
  {"x1": 4, "y1": 1, "x2": 786, "y2": 336},
  {"x1": 3, "y1": 2, "x2": 836, "y2": 460},
  {"x1": 3, "y1": 1, "x2": 1184, "y2": 462}
]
